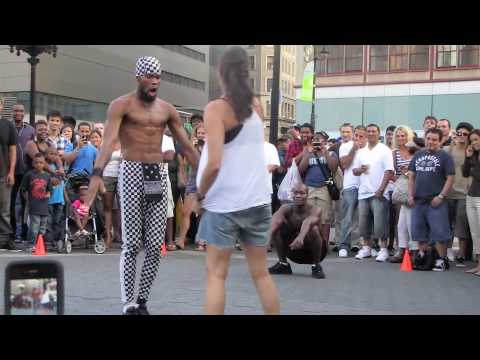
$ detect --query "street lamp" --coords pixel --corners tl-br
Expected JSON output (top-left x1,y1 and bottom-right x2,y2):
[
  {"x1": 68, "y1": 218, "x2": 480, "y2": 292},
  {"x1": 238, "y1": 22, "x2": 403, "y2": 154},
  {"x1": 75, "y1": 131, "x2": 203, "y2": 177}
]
[
  {"x1": 269, "y1": 45, "x2": 281, "y2": 143},
  {"x1": 310, "y1": 45, "x2": 329, "y2": 129},
  {"x1": 9, "y1": 45, "x2": 58, "y2": 126}
]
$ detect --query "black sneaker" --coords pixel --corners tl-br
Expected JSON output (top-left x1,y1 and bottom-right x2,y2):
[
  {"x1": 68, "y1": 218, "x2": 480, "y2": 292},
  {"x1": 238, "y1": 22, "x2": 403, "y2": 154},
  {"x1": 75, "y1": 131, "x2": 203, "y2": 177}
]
[
  {"x1": 122, "y1": 304, "x2": 139, "y2": 315},
  {"x1": 350, "y1": 246, "x2": 360, "y2": 253},
  {"x1": 136, "y1": 303, "x2": 150, "y2": 315},
  {"x1": 433, "y1": 258, "x2": 448, "y2": 272},
  {"x1": 2, "y1": 239, "x2": 21, "y2": 252},
  {"x1": 455, "y1": 257, "x2": 466, "y2": 268},
  {"x1": 312, "y1": 264, "x2": 325, "y2": 279},
  {"x1": 268, "y1": 262, "x2": 292, "y2": 275}
]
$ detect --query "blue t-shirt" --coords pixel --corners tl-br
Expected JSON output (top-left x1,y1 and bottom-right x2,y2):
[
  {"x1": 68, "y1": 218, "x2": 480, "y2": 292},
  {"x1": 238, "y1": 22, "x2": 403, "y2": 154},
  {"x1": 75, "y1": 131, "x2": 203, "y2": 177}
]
[
  {"x1": 70, "y1": 143, "x2": 97, "y2": 175},
  {"x1": 303, "y1": 152, "x2": 337, "y2": 188},
  {"x1": 408, "y1": 149, "x2": 455, "y2": 201},
  {"x1": 48, "y1": 164, "x2": 65, "y2": 205}
]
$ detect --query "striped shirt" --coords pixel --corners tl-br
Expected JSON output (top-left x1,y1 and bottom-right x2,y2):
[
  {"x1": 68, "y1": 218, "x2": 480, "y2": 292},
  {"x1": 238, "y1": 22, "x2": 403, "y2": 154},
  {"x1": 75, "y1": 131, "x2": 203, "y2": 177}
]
[{"x1": 394, "y1": 149, "x2": 411, "y2": 175}]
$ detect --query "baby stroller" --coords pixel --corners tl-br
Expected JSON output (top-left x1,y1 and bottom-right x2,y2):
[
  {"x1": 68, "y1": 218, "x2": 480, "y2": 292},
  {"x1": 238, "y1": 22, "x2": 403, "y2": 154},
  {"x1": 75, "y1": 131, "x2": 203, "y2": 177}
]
[{"x1": 63, "y1": 171, "x2": 106, "y2": 254}]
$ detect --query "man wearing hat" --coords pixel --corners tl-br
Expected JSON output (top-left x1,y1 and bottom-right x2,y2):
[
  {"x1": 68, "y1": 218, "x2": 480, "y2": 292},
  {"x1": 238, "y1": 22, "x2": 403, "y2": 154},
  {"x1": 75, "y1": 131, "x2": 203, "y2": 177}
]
[{"x1": 86, "y1": 56, "x2": 199, "y2": 315}]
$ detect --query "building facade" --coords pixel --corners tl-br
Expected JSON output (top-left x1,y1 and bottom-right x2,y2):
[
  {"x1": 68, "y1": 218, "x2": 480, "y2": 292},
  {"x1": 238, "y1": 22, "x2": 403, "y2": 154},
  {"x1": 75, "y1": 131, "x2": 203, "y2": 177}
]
[
  {"x1": 0, "y1": 45, "x2": 210, "y2": 123},
  {"x1": 246, "y1": 45, "x2": 301, "y2": 138},
  {"x1": 296, "y1": 45, "x2": 480, "y2": 136}
]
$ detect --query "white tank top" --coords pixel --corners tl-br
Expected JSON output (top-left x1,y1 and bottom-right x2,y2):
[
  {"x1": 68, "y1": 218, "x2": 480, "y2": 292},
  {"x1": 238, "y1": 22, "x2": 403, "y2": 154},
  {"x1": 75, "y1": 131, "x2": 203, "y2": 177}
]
[
  {"x1": 103, "y1": 150, "x2": 122, "y2": 177},
  {"x1": 196, "y1": 110, "x2": 271, "y2": 213}
]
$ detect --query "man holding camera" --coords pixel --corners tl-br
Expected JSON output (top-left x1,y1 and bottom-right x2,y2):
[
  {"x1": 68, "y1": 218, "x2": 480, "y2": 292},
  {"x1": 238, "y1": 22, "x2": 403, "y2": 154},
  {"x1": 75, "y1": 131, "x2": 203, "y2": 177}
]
[
  {"x1": 297, "y1": 125, "x2": 338, "y2": 246},
  {"x1": 63, "y1": 122, "x2": 97, "y2": 175}
]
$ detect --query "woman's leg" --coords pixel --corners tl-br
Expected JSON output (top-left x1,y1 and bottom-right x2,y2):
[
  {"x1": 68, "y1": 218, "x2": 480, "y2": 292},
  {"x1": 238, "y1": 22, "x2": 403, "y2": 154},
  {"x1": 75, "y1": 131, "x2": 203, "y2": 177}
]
[
  {"x1": 102, "y1": 191, "x2": 115, "y2": 248},
  {"x1": 243, "y1": 245, "x2": 280, "y2": 315},
  {"x1": 177, "y1": 193, "x2": 195, "y2": 248},
  {"x1": 466, "y1": 196, "x2": 480, "y2": 273},
  {"x1": 204, "y1": 245, "x2": 233, "y2": 315}
]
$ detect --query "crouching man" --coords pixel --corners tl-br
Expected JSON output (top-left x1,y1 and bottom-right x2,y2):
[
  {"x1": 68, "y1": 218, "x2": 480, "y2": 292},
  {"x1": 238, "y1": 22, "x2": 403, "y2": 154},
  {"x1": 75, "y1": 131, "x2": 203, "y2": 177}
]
[{"x1": 268, "y1": 183, "x2": 328, "y2": 279}]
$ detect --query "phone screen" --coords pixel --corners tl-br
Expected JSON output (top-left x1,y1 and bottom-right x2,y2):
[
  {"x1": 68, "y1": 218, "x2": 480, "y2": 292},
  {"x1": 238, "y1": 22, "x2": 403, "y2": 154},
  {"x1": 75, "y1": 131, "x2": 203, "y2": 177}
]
[
  {"x1": 9, "y1": 278, "x2": 58, "y2": 315},
  {"x1": 5, "y1": 260, "x2": 64, "y2": 315}
]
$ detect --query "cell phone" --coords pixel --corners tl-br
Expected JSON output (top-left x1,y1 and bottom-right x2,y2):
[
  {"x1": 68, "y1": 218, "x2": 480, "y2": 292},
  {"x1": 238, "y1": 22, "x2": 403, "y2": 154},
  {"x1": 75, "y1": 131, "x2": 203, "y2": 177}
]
[{"x1": 4, "y1": 260, "x2": 64, "y2": 315}]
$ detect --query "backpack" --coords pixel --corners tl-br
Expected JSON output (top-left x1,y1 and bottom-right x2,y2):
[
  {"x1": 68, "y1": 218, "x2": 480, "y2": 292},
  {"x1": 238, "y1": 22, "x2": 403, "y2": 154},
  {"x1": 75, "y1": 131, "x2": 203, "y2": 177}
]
[{"x1": 413, "y1": 246, "x2": 438, "y2": 271}]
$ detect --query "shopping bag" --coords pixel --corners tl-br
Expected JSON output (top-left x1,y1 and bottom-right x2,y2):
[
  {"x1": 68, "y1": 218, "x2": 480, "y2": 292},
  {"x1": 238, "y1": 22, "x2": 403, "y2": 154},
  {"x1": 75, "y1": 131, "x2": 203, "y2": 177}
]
[{"x1": 277, "y1": 161, "x2": 303, "y2": 202}]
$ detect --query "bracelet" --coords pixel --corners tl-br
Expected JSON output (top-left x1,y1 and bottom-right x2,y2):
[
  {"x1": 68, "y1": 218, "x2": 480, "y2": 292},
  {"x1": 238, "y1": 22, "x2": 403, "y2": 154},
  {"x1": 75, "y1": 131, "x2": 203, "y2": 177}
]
[
  {"x1": 437, "y1": 194, "x2": 445, "y2": 200},
  {"x1": 197, "y1": 193, "x2": 205, "y2": 202},
  {"x1": 92, "y1": 167, "x2": 103, "y2": 178}
]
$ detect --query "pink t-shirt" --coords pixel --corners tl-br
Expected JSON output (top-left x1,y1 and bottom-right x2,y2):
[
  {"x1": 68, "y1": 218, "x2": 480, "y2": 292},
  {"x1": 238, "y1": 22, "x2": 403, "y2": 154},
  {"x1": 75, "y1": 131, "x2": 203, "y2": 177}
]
[{"x1": 72, "y1": 200, "x2": 89, "y2": 218}]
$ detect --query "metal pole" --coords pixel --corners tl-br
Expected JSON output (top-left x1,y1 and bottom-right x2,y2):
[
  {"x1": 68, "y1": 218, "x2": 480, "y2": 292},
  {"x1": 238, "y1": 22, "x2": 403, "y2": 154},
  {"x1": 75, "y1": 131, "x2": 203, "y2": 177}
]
[
  {"x1": 28, "y1": 56, "x2": 39, "y2": 126},
  {"x1": 310, "y1": 46, "x2": 317, "y2": 129},
  {"x1": 269, "y1": 45, "x2": 281, "y2": 143}
]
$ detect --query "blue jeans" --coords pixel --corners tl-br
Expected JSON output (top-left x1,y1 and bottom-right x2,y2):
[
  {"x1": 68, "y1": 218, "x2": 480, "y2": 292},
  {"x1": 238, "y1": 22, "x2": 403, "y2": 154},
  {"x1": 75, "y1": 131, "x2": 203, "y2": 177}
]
[
  {"x1": 412, "y1": 201, "x2": 451, "y2": 244},
  {"x1": 46, "y1": 204, "x2": 65, "y2": 244},
  {"x1": 358, "y1": 196, "x2": 388, "y2": 240},
  {"x1": 27, "y1": 215, "x2": 48, "y2": 245},
  {"x1": 339, "y1": 187, "x2": 358, "y2": 250},
  {"x1": 198, "y1": 204, "x2": 272, "y2": 249}
]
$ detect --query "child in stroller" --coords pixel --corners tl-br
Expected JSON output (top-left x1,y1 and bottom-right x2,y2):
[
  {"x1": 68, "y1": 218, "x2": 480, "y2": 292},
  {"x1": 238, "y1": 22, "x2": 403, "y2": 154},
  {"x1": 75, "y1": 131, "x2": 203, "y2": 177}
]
[{"x1": 63, "y1": 172, "x2": 106, "y2": 254}]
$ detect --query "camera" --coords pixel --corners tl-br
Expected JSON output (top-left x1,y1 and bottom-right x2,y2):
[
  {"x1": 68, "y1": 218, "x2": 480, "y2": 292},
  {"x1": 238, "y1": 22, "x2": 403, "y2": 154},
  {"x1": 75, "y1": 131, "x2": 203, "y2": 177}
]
[{"x1": 197, "y1": 139, "x2": 205, "y2": 147}]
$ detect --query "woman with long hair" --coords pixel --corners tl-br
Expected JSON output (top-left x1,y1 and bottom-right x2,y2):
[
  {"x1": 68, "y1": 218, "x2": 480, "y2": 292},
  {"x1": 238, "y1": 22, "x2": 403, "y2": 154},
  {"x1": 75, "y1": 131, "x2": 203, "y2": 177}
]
[
  {"x1": 196, "y1": 46, "x2": 279, "y2": 314},
  {"x1": 463, "y1": 129, "x2": 480, "y2": 276},
  {"x1": 174, "y1": 124, "x2": 206, "y2": 251},
  {"x1": 388, "y1": 125, "x2": 417, "y2": 263},
  {"x1": 102, "y1": 141, "x2": 122, "y2": 249}
]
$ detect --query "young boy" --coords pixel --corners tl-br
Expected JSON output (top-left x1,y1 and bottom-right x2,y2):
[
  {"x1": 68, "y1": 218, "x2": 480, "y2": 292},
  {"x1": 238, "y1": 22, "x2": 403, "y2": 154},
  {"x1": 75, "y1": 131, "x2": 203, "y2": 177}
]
[
  {"x1": 45, "y1": 148, "x2": 65, "y2": 253},
  {"x1": 20, "y1": 153, "x2": 53, "y2": 252}
]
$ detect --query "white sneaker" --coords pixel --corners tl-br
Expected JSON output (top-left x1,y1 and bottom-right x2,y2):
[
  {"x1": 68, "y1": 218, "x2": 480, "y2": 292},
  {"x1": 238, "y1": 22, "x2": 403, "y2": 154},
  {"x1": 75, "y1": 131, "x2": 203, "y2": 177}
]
[
  {"x1": 447, "y1": 248, "x2": 455, "y2": 262},
  {"x1": 375, "y1": 248, "x2": 389, "y2": 262},
  {"x1": 371, "y1": 248, "x2": 378, "y2": 257},
  {"x1": 355, "y1": 246, "x2": 371, "y2": 260},
  {"x1": 339, "y1": 249, "x2": 348, "y2": 258}
]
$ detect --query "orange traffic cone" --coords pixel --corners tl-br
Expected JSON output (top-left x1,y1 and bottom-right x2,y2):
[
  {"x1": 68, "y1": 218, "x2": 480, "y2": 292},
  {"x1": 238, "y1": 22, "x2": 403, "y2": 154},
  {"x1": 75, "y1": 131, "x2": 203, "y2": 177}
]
[
  {"x1": 400, "y1": 249, "x2": 412, "y2": 272},
  {"x1": 161, "y1": 242, "x2": 167, "y2": 257},
  {"x1": 34, "y1": 234, "x2": 47, "y2": 256}
]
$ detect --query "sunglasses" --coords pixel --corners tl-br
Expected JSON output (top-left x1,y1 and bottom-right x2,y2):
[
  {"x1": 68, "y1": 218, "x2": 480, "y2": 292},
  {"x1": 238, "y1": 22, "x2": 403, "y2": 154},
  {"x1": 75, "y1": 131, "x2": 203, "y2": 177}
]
[{"x1": 456, "y1": 131, "x2": 470, "y2": 136}]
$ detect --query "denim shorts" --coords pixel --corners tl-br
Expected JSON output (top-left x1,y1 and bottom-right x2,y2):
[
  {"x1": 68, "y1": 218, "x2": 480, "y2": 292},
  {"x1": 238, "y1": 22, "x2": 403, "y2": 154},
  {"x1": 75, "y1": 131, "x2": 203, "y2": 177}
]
[
  {"x1": 411, "y1": 201, "x2": 451, "y2": 243},
  {"x1": 197, "y1": 204, "x2": 272, "y2": 249}
]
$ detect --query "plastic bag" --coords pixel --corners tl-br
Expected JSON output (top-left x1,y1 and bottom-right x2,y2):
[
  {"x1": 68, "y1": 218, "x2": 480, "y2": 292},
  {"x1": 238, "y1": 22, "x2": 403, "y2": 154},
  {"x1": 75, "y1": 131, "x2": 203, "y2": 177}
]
[{"x1": 277, "y1": 161, "x2": 303, "y2": 202}]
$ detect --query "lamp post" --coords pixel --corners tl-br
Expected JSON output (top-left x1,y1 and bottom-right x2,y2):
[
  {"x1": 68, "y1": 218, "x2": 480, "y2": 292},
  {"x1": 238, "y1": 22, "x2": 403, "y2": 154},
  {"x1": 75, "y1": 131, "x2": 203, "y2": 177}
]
[
  {"x1": 9, "y1": 45, "x2": 58, "y2": 126},
  {"x1": 310, "y1": 45, "x2": 329, "y2": 130},
  {"x1": 269, "y1": 45, "x2": 281, "y2": 143}
]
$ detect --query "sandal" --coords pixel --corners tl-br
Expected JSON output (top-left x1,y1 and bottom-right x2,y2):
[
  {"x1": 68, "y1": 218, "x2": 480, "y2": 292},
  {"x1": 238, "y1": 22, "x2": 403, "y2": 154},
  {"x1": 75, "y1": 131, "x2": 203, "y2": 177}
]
[
  {"x1": 194, "y1": 244, "x2": 206, "y2": 252},
  {"x1": 168, "y1": 243, "x2": 184, "y2": 251},
  {"x1": 466, "y1": 268, "x2": 480, "y2": 274}
]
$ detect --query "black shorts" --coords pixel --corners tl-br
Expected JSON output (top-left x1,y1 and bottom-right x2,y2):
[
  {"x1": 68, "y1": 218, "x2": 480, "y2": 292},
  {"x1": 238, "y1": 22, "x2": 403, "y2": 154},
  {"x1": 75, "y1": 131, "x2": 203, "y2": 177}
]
[{"x1": 279, "y1": 223, "x2": 327, "y2": 264}]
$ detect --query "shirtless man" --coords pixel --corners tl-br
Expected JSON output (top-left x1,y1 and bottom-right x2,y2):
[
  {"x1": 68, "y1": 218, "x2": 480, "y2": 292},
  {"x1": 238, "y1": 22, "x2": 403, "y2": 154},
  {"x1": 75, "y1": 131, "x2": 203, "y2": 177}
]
[
  {"x1": 268, "y1": 183, "x2": 328, "y2": 279},
  {"x1": 86, "y1": 56, "x2": 199, "y2": 315}
]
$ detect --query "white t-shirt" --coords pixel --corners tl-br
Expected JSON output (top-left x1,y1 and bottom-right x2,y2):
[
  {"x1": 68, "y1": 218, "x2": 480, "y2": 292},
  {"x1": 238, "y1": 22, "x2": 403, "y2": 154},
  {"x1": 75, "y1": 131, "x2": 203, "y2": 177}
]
[
  {"x1": 352, "y1": 142, "x2": 394, "y2": 200},
  {"x1": 339, "y1": 140, "x2": 360, "y2": 190},
  {"x1": 162, "y1": 135, "x2": 175, "y2": 171},
  {"x1": 264, "y1": 142, "x2": 281, "y2": 194}
]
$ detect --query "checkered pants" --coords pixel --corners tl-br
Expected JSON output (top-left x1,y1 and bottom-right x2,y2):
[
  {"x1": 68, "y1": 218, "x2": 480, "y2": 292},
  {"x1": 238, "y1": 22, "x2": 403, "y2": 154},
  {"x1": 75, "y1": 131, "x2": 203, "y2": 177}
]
[{"x1": 118, "y1": 160, "x2": 168, "y2": 305}]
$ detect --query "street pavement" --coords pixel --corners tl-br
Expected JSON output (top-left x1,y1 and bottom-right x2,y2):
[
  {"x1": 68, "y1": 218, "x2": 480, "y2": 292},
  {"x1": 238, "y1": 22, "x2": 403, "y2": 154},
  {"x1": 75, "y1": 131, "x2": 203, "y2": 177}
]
[{"x1": 1, "y1": 248, "x2": 479, "y2": 315}]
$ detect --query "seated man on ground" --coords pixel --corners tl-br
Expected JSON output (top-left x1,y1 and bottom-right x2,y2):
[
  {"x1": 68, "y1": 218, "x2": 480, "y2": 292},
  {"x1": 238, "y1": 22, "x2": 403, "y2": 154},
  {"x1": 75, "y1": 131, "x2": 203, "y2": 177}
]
[{"x1": 268, "y1": 183, "x2": 328, "y2": 279}]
